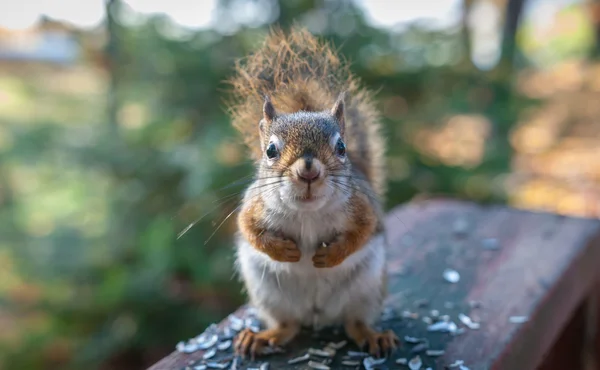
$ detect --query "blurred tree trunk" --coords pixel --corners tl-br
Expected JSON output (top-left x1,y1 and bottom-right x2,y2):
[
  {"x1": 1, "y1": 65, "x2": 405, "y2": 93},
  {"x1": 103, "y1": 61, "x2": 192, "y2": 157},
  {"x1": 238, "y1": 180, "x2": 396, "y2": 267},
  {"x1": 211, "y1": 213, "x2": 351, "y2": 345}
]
[
  {"x1": 495, "y1": 0, "x2": 527, "y2": 77},
  {"x1": 460, "y1": 0, "x2": 475, "y2": 70},
  {"x1": 105, "y1": 0, "x2": 121, "y2": 136},
  {"x1": 588, "y1": 0, "x2": 600, "y2": 59}
]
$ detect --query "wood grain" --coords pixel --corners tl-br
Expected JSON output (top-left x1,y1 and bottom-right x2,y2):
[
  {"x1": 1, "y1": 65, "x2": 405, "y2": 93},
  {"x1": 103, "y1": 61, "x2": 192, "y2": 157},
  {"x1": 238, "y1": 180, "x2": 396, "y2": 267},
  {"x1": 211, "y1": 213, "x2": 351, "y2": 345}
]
[{"x1": 149, "y1": 199, "x2": 600, "y2": 370}]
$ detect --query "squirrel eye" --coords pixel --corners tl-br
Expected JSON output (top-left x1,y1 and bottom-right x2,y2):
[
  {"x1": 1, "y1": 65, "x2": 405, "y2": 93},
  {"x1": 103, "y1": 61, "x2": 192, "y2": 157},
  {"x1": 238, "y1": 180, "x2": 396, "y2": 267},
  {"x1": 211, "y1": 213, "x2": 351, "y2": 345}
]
[
  {"x1": 266, "y1": 142, "x2": 278, "y2": 159},
  {"x1": 335, "y1": 139, "x2": 346, "y2": 157}
]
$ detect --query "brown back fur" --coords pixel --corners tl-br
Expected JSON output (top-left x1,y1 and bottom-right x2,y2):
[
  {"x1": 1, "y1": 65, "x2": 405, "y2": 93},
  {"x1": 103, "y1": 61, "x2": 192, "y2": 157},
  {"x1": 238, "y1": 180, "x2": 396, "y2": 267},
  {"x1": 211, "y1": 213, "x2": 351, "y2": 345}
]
[{"x1": 226, "y1": 27, "x2": 386, "y2": 198}]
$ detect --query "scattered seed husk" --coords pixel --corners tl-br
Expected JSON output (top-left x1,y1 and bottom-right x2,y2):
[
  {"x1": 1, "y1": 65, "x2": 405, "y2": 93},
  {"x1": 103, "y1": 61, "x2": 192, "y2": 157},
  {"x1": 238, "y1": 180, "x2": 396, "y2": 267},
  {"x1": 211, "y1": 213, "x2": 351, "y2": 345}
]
[
  {"x1": 206, "y1": 362, "x2": 229, "y2": 369},
  {"x1": 422, "y1": 316, "x2": 433, "y2": 325},
  {"x1": 443, "y1": 269, "x2": 460, "y2": 283},
  {"x1": 441, "y1": 315, "x2": 450, "y2": 322},
  {"x1": 509, "y1": 316, "x2": 528, "y2": 323},
  {"x1": 287, "y1": 353, "x2": 310, "y2": 364},
  {"x1": 411, "y1": 342, "x2": 429, "y2": 353},
  {"x1": 347, "y1": 350, "x2": 369, "y2": 358},
  {"x1": 430, "y1": 310, "x2": 439, "y2": 318},
  {"x1": 408, "y1": 355, "x2": 423, "y2": 370},
  {"x1": 402, "y1": 310, "x2": 419, "y2": 319},
  {"x1": 427, "y1": 321, "x2": 458, "y2": 333},
  {"x1": 179, "y1": 342, "x2": 200, "y2": 354},
  {"x1": 448, "y1": 360, "x2": 464, "y2": 367},
  {"x1": 396, "y1": 358, "x2": 408, "y2": 365},
  {"x1": 259, "y1": 362, "x2": 269, "y2": 370},
  {"x1": 196, "y1": 334, "x2": 218, "y2": 350},
  {"x1": 341, "y1": 360, "x2": 360, "y2": 366},
  {"x1": 193, "y1": 365, "x2": 207, "y2": 370},
  {"x1": 220, "y1": 327, "x2": 234, "y2": 340},
  {"x1": 363, "y1": 356, "x2": 386, "y2": 369},
  {"x1": 404, "y1": 336, "x2": 422, "y2": 344},
  {"x1": 308, "y1": 348, "x2": 335, "y2": 357},
  {"x1": 216, "y1": 340, "x2": 231, "y2": 351},
  {"x1": 327, "y1": 340, "x2": 347, "y2": 350},
  {"x1": 458, "y1": 313, "x2": 480, "y2": 330},
  {"x1": 426, "y1": 349, "x2": 445, "y2": 357},
  {"x1": 262, "y1": 346, "x2": 285, "y2": 355},
  {"x1": 308, "y1": 360, "x2": 330, "y2": 370},
  {"x1": 228, "y1": 315, "x2": 244, "y2": 331},
  {"x1": 203, "y1": 348, "x2": 216, "y2": 360}
]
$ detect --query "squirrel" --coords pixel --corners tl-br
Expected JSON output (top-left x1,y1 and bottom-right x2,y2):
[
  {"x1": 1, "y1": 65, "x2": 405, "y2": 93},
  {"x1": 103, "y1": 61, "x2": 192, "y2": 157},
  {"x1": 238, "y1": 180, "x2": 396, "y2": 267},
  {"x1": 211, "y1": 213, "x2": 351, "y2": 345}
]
[{"x1": 226, "y1": 27, "x2": 399, "y2": 359}]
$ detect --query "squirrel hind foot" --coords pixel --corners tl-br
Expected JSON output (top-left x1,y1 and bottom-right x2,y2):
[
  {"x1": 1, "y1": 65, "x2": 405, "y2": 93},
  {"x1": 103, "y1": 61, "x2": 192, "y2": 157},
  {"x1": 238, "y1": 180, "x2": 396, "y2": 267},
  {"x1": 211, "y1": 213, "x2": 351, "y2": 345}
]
[
  {"x1": 234, "y1": 323, "x2": 300, "y2": 359},
  {"x1": 344, "y1": 320, "x2": 400, "y2": 358}
]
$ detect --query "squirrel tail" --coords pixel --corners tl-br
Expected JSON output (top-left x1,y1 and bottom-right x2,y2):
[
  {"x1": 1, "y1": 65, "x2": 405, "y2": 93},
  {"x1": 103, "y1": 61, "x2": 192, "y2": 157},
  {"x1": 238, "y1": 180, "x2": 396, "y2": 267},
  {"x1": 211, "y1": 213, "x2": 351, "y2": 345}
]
[{"x1": 226, "y1": 27, "x2": 386, "y2": 198}]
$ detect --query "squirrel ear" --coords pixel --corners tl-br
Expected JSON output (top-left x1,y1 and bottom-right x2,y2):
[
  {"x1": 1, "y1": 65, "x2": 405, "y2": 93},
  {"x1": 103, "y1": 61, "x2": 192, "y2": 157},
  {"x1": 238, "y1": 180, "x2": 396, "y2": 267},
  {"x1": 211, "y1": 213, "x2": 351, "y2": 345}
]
[
  {"x1": 331, "y1": 92, "x2": 346, "y2": 135},
  {"x1": 263, "y1": 95, "x2": 276, "y2": 124}
]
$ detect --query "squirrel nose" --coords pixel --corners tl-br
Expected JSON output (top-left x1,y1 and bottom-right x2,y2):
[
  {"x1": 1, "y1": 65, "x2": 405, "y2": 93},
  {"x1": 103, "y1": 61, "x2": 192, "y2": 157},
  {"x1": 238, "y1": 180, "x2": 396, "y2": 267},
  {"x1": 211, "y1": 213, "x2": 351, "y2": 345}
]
[{"x1": 297, "y1": 168, "x2": 320, "y2": 183}]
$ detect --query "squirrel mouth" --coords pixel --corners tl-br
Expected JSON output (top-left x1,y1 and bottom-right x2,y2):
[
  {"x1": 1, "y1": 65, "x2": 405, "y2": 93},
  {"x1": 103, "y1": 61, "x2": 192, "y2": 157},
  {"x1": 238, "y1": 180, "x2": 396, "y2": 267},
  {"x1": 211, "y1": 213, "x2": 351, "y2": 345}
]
[{"x1": 295, "y1": 193, "x2": 321, "y2": 202}]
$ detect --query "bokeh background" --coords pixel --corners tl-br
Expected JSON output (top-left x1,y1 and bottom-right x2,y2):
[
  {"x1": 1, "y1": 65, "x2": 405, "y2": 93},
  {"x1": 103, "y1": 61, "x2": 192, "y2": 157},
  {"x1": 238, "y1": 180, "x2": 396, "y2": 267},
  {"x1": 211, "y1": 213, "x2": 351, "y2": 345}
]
[{"x1": 1, "y1": 0, "x2": 600, "y2": 369}]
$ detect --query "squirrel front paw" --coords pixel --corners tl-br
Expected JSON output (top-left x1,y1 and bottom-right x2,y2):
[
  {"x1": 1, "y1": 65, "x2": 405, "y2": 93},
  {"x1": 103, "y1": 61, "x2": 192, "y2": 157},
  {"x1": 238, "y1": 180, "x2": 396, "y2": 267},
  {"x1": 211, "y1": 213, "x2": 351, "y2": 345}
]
[
  {"x1": 262, "y1": 233, "x2": 301, "y2": 263},
  {"x1": 312, "y1": 240, "x2": 347, "y2": 268}
]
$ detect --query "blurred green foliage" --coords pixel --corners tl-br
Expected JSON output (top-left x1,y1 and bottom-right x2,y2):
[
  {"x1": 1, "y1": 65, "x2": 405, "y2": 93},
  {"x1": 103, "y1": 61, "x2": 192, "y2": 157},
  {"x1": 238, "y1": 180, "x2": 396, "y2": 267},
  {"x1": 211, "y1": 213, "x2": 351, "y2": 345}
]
[{"x1": 0, "y1": 0, "x2": 593, "y2": 369}]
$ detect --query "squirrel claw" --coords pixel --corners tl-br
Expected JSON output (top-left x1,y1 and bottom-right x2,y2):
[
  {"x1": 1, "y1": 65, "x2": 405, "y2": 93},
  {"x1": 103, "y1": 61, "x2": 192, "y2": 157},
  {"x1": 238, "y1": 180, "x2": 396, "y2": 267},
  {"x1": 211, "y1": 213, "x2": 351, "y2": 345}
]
[
  {"x1": 312, "y1": 242, "x2": 345, "y2": 268},
  {"x1": 234, "y1": 328, "x2": 269, "y2": 360},
  {"x1": 363, "y1": 330, "x2": 400, "y2": 358}
]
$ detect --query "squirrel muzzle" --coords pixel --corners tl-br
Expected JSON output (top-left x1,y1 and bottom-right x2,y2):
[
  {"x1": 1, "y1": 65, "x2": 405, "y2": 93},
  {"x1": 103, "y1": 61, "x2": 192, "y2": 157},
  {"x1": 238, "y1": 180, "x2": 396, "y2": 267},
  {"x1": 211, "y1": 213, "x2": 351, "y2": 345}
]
[{"x1": 290, "y1": 155, "x2": 324, "y2": 187}]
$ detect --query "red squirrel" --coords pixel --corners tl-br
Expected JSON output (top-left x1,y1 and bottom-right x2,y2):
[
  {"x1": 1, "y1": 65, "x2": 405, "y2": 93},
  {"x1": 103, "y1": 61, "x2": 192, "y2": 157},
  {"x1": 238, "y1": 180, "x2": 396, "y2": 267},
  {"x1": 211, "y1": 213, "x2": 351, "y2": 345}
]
[{"x1": 227, "y1": 28, "x2": 398, "y2": 358}]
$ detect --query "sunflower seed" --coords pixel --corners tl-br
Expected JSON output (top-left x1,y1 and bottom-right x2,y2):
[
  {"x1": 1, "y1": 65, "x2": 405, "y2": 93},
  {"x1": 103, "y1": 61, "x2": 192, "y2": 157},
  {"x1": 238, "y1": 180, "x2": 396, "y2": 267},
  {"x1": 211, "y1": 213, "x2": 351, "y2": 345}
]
[
  {"x1": 179, "y1": 342, "x2": 200, "y2": 353},
  {"x1": 458, "y1": 313, "x2": 480, "y2": 329},
  {"x1": 216, "y1": 340, "x2": 231, "y2": 351},
  {"x1": 448, "y1": 360, "x2": 464, "y2": 367},
  {"x1": 229, "y1": 315, "x2": 244, "y2": 331},
  {"x1": 347, "y1": 350, "x2": 369, "y2": 358},
  {"x1": 411, "y1": 342, "x2": 429, "y2": 353},
  {"x1": 402, "y1": 310, "x2": 419, "y2": 319},
  {"x1": 193, "y1": 365, "x2": 207, "y2": 370},
  {"x1": 404, "y1": 336, "x2": 422, "y2": 344},
  {"x1": 430, "y1": 310, "x2": 439, "y2": 318},
  {"x1": 363, "y1": 356, "x2": 386, "y2": 369},
  {"x1": 443, "y1": 269, "x2": 460, "y2": 283},
  {"x1": 341, "y1": 360, "x2": 360, "y2": 366},
  {"x1": 509, "y1": 316, "x2": 528, "y2": 323},
  {"x1": 206, "y1": 362, "x2": 229, "y2": 369},
  {"x1": 196, "y1": 334, "x2": 218, "y2": 350},
  {"x1": 308, "y1": 348, "x2": 335, "y2": 357},
  {"x1": 308, "y1": 361, "x2": 330, "y2": 370},
  {"x1": 427, "y1": 321, "x2": 458, "y2": 333},
  {"x1": 426, "y1": 349, "x2": 445, "y2": 356},
  {"x1": 287, "y1": 353, "x2": 310, "y2": 364},
  {"x1": 203, "y1": 348, "x2": 216, "y2": 360},
  {"x1": 422, "y1": 316, "x2": 433, "y2": 325},
  {"x1": 396, "y1": 358, "x2": 408, "y2": 365},
  {"x1": 259, "y1": 363, "x2": 269, "y2": 370},
  {"x1": 408, "y1": 355, "x2": 422, "y2": 370}
]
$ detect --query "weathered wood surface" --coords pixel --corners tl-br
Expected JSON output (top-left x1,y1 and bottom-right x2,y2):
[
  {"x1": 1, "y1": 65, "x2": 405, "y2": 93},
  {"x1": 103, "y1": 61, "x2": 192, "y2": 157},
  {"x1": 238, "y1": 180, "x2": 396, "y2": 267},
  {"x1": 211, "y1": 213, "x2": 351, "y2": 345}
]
[{"x1": 149, "y1": 199, "x2": 600, "y2": 370}]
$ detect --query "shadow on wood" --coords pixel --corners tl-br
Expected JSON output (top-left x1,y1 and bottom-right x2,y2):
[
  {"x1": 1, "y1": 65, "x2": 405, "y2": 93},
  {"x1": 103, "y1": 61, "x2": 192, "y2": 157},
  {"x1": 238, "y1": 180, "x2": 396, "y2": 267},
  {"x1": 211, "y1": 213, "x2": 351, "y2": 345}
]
[{"x1": 149, "y1": 199, "x2": 600, "y2": 370}]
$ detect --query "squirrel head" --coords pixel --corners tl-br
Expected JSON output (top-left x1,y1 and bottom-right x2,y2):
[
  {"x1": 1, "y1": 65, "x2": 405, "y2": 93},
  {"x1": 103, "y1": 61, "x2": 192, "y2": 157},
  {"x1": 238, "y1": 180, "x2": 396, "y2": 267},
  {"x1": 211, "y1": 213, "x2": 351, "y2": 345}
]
[{"x1": 255, "y1": 93, "x2": 352, "y2": 212}]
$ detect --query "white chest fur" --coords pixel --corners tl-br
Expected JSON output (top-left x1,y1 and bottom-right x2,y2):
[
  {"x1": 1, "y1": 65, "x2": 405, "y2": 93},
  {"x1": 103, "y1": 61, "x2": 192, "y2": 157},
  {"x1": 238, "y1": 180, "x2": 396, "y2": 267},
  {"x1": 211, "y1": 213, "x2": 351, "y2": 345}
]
[{"x1": 235, "y1": 204, "x2": 386, "y2": 329}]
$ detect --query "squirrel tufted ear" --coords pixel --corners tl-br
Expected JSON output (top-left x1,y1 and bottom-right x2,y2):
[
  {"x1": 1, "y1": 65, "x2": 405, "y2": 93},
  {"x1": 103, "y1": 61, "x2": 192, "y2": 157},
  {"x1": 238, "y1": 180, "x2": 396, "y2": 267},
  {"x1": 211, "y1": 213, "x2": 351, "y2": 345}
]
[
  {"x1": 263, "y1": 95, "x2": 276, "y2": 124},
  {"x1": 330, "y1": 92, "x2": 346, "y2": 135}
]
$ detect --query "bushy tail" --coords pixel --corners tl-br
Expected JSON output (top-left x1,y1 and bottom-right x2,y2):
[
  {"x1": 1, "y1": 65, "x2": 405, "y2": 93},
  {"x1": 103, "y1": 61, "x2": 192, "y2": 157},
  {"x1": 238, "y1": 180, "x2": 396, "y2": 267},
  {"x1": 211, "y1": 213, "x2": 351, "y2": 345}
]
[{"x1": 226, "y1": 27, "x2": 386, "y2": 197}]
